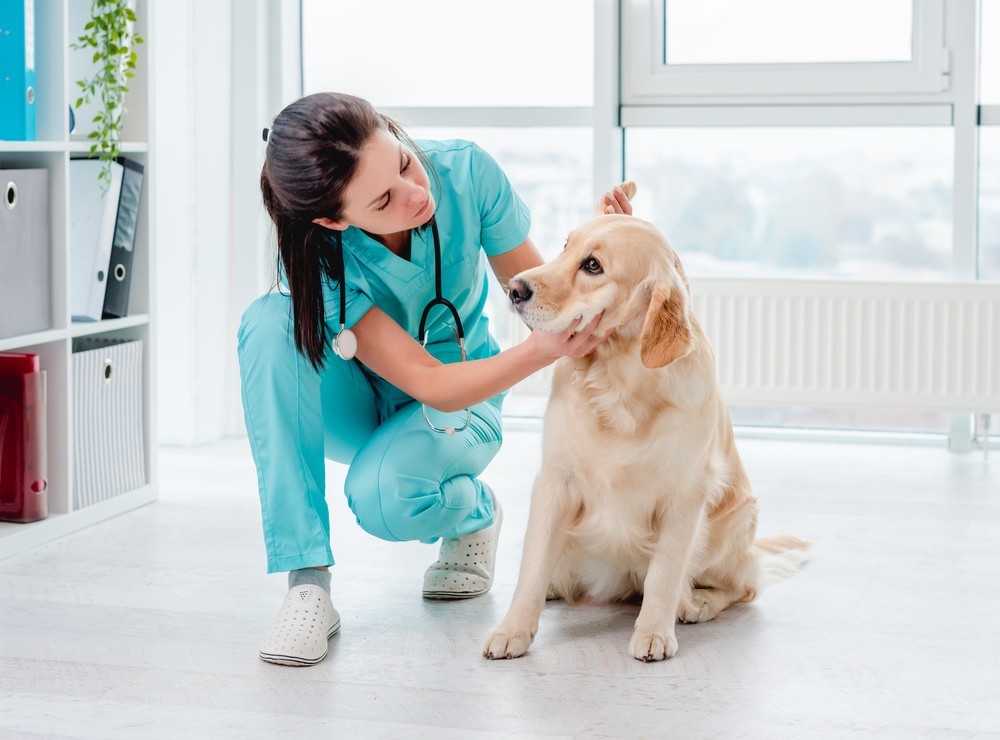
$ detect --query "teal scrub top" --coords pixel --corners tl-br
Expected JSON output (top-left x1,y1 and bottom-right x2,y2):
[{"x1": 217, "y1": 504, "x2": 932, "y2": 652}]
[{"x1": 324, "y1": 139, "x2": 531, "y2": 413}]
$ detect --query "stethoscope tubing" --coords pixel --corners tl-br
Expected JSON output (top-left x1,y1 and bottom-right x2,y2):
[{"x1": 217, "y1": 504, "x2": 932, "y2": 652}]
[{"x1": 333, "y1": 217, "x2": 471, "y2": 436}]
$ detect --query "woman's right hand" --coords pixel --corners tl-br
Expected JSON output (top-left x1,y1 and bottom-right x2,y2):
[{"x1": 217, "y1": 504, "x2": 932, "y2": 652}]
[{"x1": 525, "y1": 313, "x2": 606, "y2": 362}]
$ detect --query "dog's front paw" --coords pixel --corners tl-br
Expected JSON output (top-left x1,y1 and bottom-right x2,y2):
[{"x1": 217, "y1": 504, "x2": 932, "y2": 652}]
[
  {"x1": 629, "y1": 628, "x2": 678, "y2": 662},
  {"x1": 483, "y1": 626, "x2": 534, "y2": 660}
]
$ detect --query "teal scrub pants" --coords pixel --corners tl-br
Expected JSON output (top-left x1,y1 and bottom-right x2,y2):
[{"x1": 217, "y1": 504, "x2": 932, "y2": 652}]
[{"x1": 237, "y1": 292, "x2": 503, "y2": 573}]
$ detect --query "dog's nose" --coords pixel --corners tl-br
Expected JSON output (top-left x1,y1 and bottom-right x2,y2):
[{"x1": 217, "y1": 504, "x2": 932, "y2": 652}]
[{"x1": 508, "y1": 278, "x2": 533, "y2": 306}]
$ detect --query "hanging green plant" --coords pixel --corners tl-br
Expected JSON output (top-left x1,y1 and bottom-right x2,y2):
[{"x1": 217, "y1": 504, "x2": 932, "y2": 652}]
[{"x1": 71, "y1": 0, "x2": 144, "y2": 192}]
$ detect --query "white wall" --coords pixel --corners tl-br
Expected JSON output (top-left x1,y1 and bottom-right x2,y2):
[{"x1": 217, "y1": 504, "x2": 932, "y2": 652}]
[
  {"x1": 151, "y1": 0, "x2": 233, "y2": 445},
  {"x1": 151, "y1": 0, "x2": 299, "y2": 445}
]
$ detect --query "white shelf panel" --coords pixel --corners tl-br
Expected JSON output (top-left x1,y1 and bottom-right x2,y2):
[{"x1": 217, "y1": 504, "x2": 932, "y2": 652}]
[
  {"x1": 0, "y1": 483, "x2": 158, "y2": 562},
  {"x1": 0, "y1": 329, "x2": 67, "y2": 353},
  {"x1": 0, "y1": 316, "x2": 150, "y2": 352},
  {"x1": 0, "y1": 142, "x2": 149, "y2": 155},
  {"x1": 67, "y1": 142, "x2": 149, "y2": 154},
  {"x1": 0, "y1": 142, "x2": 68, "y2": 153},
  {"x1": 70, "y1": 315, "x2": 150, "y2": 337}
]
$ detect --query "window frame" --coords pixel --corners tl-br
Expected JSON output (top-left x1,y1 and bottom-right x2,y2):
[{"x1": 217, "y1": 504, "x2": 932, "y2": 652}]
[{"x1": 622, "y1": 0, "x2": 948, "y2": 103}]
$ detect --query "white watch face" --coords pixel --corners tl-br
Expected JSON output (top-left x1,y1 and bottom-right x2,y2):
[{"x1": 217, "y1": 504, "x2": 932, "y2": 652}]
[{"x1": 334, "y1": 329, "x2": 357, "y2": 360}]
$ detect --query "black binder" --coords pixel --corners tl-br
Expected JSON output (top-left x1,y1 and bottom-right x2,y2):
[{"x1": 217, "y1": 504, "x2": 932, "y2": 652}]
[{"x1": 102, "y1": 157, "x2": 144, "y2": 319}]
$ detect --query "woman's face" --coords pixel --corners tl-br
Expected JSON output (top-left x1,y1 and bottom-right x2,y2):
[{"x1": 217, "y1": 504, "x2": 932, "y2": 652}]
[{"x1": 334, "y1": 128, "x2": 435, "y2": 235}]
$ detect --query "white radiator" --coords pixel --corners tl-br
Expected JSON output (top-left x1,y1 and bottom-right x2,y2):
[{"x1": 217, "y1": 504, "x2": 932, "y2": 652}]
[{"x1": 691, "y1": 279, "x2": 1000, "y2": 412}]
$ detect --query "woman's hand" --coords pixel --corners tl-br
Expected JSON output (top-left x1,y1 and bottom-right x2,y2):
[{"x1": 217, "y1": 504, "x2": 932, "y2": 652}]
[
  {"x1": 601, "y1": 185, "x2": 633, "y2": 215},
  {"x1": 525, "y1": 313, "x2": 607, "y2": 362}
]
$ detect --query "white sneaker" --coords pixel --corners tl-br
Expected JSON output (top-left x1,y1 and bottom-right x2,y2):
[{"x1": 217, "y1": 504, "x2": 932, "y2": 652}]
[
  {"x1": 423, "y1": 487, "x2": 503, "y2": 600},
  {"x1": 258, "y1": 584, "x2": 341, "y2": 666}
]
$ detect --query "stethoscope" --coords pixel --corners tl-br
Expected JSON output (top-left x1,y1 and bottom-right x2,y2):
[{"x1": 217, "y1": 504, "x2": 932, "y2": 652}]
[{"x1": 331, "y1": 217, "x2": 471, "y2": 436}]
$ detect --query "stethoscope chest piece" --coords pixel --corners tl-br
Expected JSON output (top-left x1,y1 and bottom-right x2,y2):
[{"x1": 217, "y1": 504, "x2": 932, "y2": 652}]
[{"x1": 333, "y1": 326, "x2": 357, "y2": 360}]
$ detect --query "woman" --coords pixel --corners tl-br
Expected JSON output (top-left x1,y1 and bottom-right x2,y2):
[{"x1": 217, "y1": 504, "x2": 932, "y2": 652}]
[{"x1": 238, "y1": 92, "x2": 632, "y2": 666}]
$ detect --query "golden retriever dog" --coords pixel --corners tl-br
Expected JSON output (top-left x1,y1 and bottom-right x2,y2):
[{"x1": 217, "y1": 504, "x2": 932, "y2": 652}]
[{"x1": 483, "y1": 182, "x2": 809, "y2": 662}]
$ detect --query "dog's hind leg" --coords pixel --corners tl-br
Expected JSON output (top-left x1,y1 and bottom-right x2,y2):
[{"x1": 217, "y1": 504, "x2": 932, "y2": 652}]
[{"x1": 677, "y1": 585, "x2": 746, "y2": 623}]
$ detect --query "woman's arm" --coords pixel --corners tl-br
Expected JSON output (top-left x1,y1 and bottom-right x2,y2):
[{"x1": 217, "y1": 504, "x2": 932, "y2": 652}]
[{"x1": 352, "y1": 306, "x2": 602, "y2": 413}]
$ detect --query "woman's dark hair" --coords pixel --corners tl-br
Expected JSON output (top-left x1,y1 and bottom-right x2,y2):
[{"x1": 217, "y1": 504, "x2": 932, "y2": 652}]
[{"x1": 260, "y1": 92, "x2": 431, "y2": 370}]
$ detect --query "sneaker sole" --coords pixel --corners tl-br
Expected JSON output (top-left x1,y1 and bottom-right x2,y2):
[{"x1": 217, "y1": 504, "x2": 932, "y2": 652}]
[
  {"x1": 258, "y1": 619, "x2": 341, "y2": 666},
  {"x1": 422, "y1": 587, "x2": 491, "y2": 600}
]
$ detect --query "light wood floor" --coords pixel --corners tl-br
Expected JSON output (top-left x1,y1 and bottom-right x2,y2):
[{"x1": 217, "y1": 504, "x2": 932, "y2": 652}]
[{"x1": 1, "y1": 431, "x2": 999, "y2": 739}]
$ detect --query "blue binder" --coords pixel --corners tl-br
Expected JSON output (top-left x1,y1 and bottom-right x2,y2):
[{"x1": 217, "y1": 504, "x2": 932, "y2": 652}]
[{"x1": 0, "y1": 0, "x2": 36, "y2": 141}]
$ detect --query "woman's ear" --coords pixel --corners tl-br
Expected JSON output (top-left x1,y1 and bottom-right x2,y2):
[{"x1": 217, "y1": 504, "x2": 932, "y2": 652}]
[{"x1": 312, "y1": 217, "x2": 348, "y2": 231}]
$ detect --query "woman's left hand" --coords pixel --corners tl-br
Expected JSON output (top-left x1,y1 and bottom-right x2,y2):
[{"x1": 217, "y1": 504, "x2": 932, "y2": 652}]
[{"x1": 601, "y1": 185, "x2": 633, "y2": 215}]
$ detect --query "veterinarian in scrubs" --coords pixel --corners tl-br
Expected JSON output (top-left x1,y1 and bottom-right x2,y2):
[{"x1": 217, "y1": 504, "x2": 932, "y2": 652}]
[{"x1": 238, "y1": 92, "x2": 632, "y2": 666}]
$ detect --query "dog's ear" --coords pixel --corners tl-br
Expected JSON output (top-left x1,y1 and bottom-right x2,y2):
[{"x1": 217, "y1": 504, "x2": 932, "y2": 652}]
[{"x1": 639, "y1": 284, "x2": 693, "y2": 368}]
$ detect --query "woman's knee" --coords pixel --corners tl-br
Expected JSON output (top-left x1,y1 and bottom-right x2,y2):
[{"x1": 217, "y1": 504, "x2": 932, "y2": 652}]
[{"x1": 343, "y1": 464, "x2": 436, "y2": 542}]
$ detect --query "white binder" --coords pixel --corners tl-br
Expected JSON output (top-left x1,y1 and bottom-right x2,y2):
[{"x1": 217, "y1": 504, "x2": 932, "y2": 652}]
[
  {"x1": 72, "y1": 338, "x2": 145, "y2": 508},
  {"x1": 70, "y1": 159, "x2": 124, "y2": 321}
]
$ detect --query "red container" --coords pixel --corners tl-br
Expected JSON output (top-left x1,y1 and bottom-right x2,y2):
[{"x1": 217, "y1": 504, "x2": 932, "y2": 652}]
[{"x1": 0, "y1": 353, "x2": 48, "y2": 523}]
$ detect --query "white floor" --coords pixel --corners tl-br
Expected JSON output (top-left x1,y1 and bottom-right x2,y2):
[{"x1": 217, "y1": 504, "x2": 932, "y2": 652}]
[{"x1": 1, "y1": 431, "x2": 999, "y2": 739}]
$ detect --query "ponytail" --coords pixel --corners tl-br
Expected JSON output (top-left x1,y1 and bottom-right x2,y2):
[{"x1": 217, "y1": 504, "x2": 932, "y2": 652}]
[{"x1": 261, "y1": 166, "x2": 338, "y2": 370}]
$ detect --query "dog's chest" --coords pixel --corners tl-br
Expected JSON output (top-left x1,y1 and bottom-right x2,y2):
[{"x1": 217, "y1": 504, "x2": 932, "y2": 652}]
[
  {"x1": 562, "y1": 357, "x2": 672, "y2": 437},
  {"x1": 566, "y1": 483, "x2": 660, "y2": 565}
]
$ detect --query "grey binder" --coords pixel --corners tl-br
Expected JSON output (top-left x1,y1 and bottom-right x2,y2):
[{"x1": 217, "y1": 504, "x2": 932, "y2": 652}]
[
  {"x1": 102, "y1": 157, "x2": 144, "y2": 319},
  {"x1": 0, "y1": 169, "x2": 51, "y2": 339}
]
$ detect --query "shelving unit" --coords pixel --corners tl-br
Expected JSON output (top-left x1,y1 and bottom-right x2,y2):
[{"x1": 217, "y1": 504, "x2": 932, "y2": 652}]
[{"x1": 0, "y1": 0, "x2": 155, "y2": 561}]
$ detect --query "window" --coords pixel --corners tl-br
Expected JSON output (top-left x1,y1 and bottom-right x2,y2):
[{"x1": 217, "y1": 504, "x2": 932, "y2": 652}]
[
  {"x1": 983, "y1": 0, "x2": 1000, "y2": 104},
  {"x1": 625, "y1": 127, "x2": 953, "y2": 280},
  {"x1": 664, "y1": 0, "x2": 913, "y2": 65},
  {"x1": 623, "y1": 0, "x2": 946, "y2": 100},
  {"x1": 301, "y1": 0, "x2": 593, "y2": 107},
  {"x1": 296, "y1": 1, "x2": 996, "y2": 437},
  {"x1": 980, "y1": 0, "x2": 1000, "y2": 278},
  {"x1": 981, "y1": 128, "x2": 1000, "y2": 281}
]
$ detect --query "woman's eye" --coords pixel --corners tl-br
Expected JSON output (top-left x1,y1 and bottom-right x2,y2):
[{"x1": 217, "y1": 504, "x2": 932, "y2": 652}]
[
  {"x1": 582, "y1": 257, "x2": 603, "y2": 274},
  {"x1": 376, "y1": 194, "x2": 391, "y2": 212},
  {"x1": 402, "y1": 154, "x2": 412, "y2": 172}
]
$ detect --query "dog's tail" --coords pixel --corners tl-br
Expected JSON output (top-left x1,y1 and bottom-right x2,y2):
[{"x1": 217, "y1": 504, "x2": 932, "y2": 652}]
[{"x1": 750, "y1": 535, "x2": 811, "y2": 590}]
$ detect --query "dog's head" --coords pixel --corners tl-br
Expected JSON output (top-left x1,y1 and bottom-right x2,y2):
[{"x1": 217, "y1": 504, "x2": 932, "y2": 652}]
[{"x1": 509, "y1": 182, "x2": 693, "y2": 368}]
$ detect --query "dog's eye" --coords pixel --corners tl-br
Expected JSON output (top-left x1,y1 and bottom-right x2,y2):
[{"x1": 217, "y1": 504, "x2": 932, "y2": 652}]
[{"x1": 581, "y1": 257, "x2": 603, "y2": 275}]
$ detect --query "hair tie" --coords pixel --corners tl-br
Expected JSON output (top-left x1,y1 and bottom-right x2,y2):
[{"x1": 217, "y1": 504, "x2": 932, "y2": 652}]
[{"x1": 262, "y1": 127, "x2": 270, "y2": 143}]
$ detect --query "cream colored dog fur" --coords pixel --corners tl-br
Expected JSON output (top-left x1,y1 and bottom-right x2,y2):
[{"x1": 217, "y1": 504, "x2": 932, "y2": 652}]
[{"x1": 483, "y1": 182, "x2": 809, "y2": 662}]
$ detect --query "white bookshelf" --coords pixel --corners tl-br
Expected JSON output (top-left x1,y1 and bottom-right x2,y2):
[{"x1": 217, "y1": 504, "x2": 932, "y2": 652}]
[{"x1": 0, "y1": 0, "x2": 156, "y2": 560}]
